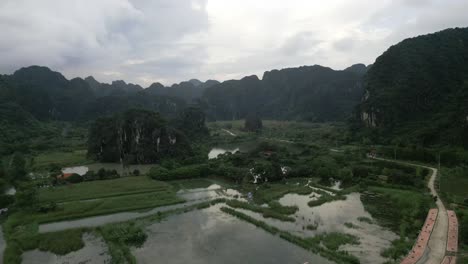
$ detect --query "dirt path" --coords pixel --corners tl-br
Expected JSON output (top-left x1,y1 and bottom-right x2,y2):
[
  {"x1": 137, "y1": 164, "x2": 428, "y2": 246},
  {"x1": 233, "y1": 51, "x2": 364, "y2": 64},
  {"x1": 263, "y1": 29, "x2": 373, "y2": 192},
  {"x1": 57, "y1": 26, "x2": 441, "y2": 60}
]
[
  {"x1": 221, "y1": 129, "x2": 237, "y2": 136},
  {"x1": 374, "y1": 158, "x2": 448, "y2": 264}
]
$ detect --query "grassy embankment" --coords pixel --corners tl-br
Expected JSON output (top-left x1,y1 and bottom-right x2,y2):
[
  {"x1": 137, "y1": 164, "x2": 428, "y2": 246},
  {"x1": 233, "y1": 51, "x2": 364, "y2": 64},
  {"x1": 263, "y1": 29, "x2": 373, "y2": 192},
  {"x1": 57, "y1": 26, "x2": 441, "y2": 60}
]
[{"x1": 34, "y1": 176, "x2": 185, "y2": 223}]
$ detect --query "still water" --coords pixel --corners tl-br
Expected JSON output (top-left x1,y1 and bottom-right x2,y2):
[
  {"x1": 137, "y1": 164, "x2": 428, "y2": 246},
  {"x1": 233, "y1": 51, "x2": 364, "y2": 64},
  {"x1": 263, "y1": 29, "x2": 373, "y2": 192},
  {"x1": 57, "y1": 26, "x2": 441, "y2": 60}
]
[
  {"x1": 208, "y1": 147, "x2": 239, "y2": 159},
  {"x1": 132, "y1": 204, "x2": 332, "y2": 264}
]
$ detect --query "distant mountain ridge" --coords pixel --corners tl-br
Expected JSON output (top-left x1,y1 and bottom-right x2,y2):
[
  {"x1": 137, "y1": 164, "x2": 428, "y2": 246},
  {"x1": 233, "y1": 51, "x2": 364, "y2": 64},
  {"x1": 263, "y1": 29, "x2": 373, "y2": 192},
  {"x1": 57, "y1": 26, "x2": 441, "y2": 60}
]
[
  {"x1": 202, "y1": 64, "x2": 367, "y2": 121},
  {"x1": 0, "y1": 63, "x2": 367, "y2": 122}
]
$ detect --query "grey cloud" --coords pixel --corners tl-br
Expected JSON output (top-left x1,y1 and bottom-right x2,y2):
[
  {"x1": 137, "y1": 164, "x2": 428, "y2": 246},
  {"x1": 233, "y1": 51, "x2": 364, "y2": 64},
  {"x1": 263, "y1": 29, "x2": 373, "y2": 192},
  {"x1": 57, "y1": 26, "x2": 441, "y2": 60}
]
[{"x1": 1, "y1": 0, "x2": 468, "y2": 86}]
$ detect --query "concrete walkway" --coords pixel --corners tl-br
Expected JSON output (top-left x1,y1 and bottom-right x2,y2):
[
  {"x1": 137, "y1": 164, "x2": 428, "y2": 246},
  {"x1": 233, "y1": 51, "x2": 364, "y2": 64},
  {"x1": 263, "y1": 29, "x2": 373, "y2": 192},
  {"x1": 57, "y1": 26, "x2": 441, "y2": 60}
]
[
  {"x1": 373, "y1": 158, "x2": 448, "y2": 264},
  {"x1": 416, "y1": 167, "x2": 448, "y2": 264}
]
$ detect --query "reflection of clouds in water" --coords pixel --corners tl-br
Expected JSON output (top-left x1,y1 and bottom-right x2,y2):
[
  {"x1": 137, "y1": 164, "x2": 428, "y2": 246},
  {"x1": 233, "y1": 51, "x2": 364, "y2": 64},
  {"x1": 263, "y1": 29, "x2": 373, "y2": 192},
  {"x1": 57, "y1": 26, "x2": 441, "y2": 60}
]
[
  {"x1": 134, "y1": 205, "x2": 331, "y2": 264},
  {"x1": 277, "y1": 192, "x2": 398, "y2": 264},
  {"x1": 208, "y1": 147, "x2": 240, "y2": 159}
]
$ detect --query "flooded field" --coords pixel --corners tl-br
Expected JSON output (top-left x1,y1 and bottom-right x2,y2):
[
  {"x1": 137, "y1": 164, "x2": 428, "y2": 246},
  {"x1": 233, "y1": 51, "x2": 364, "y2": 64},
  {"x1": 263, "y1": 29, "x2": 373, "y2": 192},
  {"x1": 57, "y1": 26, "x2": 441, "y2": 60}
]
[
  {"x1": 132, "y1": 205, "x2": 332, "y2": 264},
  {"x1": 22, "y1": 233, "x2": 110, "y2": 264},
  {"x1": 235, "y1": 191, "x2": 398, "y2": 264}
]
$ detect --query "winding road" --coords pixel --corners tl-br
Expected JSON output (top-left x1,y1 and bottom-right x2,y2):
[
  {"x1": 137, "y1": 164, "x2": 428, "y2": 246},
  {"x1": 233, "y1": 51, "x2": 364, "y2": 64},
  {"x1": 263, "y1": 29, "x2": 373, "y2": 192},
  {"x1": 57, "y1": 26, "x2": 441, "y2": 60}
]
[{"x1": 374, "y1": 158, "x2": 448, "y2": 264}]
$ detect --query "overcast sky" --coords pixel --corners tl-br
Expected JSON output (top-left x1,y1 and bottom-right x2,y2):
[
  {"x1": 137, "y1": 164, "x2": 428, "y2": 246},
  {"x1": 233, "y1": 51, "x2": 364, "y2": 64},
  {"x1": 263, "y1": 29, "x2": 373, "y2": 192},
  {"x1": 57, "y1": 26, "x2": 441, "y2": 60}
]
[{"x1": 1, "y1": 0, "x2": 467, "y2": 86}]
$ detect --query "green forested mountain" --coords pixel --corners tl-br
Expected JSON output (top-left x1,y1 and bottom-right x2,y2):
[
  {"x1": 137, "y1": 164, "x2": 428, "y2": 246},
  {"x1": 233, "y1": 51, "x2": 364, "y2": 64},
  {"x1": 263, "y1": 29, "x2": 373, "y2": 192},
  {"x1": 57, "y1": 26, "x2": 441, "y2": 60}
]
[
  {"x1": 356, "y1": 27, "x2": 468, "y2": 147},
  {"x1": 0, "y1": 66, "x2": 187, "y2": 121},
  {"x1": 202, "y1": 65, "x2": 366, "y2": 121},
  {"x1": 87, "y1": 109, "x2": 192, "y2": 163}
]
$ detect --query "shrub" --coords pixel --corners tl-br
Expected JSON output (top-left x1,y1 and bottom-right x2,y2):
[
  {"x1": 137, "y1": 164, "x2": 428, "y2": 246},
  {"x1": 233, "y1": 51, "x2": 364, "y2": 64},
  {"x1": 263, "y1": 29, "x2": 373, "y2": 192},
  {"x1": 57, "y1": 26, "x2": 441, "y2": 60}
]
[
  {"x1": 148, "y1": 166, "x2": 169, "y2": 180},
  {"x1": 66, "y1": 173, "x2": 83, "y2": 183}
]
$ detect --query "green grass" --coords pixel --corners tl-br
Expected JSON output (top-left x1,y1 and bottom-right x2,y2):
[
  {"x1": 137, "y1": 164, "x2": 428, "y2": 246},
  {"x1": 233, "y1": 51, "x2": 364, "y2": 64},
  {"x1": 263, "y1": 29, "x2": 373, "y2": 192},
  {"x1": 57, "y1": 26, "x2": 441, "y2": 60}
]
[
  {"x1": 440, "y1": 166, "x2": 468, "y2": 205},
  {"x1": 247, "y1": 183, "x2": 312, "y2": 204},
  {"x1": 226, "y1": 200, "x2": 296, "y2": 222},
  {"x1": 39, "y1": 176, "x2": 171, "y2": 203},
  {"x1": 360, "y1": 185, "x2": 433, "y2": 260},
  {"x1": 34, "y1": 191, "x2": 184, "y2": 223},
  {"x1": 168, "y1": 178, "x2": 215, "y2": 191},
  {"x1": 33, "y1": 149, "x2": 89, "y2": 169},
  {"x1": 37, "y1": 229, "x2": 86, "y2": 255},
  {"x1": 98, "y1": 222, "x2": 147, "y2": 264}
]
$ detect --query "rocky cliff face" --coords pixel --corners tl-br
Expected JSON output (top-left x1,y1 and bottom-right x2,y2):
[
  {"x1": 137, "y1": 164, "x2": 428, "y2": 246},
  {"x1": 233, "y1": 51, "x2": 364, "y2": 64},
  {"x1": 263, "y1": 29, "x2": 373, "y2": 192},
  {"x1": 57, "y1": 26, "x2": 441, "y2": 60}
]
[
  {"x1": 88, "y1": 109, "x2": 192, "y2": 164},
  {"x1": 356, "y1": 27, "x2": 468, "y2": 146}
]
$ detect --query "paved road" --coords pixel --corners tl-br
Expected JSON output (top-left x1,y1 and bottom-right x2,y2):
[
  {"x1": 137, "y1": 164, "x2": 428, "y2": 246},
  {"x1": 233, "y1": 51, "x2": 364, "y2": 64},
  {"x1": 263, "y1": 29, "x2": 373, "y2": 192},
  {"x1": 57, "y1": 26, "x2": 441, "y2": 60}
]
[
  {"x1": 374, "y1": 158, "x2": 448, "y2": 264},
  {"x1": 417, "y1": 166, "x2": 448, "y2": 264}
]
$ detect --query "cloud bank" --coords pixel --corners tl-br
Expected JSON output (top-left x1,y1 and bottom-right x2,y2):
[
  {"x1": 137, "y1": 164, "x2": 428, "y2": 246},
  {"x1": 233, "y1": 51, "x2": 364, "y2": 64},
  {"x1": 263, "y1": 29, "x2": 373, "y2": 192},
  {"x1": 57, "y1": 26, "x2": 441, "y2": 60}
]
[{"x1": 0, "y1": 0, "x2": 467, "y2": 86}]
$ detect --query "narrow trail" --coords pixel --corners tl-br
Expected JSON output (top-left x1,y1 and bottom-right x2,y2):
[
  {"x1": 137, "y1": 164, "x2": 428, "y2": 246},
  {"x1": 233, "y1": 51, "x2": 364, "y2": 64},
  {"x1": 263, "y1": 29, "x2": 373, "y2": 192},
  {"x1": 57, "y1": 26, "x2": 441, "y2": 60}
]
[
  {"x1": 221, "y1": 129, "x2": 237, "y2": 137},
  {"x1": 374, "y1": 158, "x2": 448, "y2": 264}
]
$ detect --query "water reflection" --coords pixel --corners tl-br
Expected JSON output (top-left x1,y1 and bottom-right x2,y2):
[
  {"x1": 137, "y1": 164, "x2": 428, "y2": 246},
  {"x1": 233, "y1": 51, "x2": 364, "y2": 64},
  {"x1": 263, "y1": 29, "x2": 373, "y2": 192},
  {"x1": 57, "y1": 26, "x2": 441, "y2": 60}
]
[
  {"x1": 132, "y1": 205, "x2": 332, "y2": 264},
  {"x1": 272, "y1": 192, "x2": 397, "y2": 264},
  {"x1": 208, "y1": 148, "x2": 239, "y2": 159}
]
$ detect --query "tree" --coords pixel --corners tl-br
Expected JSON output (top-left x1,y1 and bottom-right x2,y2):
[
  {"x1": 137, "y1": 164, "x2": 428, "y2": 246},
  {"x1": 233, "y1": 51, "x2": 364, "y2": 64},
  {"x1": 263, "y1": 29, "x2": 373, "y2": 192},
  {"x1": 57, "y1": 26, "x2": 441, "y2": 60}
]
[
  {"x1": 66, "y1": 173, "x2": 83, "y2": 183},
  {"x1": 8, "y1": 152, "x2": 26, "y2": 181},
  {"x1": 461, "y1": 214, "x2": 468, "y2": 245},
  {"x1": 148, "y1": 166, "x2": 169, "y2": 180},
  {"x1": 244, "y1": 113, "x2": 263, "y2": 132},
  {"x1": 15, "y1": 183, "x2": 37, "y2": 209}
]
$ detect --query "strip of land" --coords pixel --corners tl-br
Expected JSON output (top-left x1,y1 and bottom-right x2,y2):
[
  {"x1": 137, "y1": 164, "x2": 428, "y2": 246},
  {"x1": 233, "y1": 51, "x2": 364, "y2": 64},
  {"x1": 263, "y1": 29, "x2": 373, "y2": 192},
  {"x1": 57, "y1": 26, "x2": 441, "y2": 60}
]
[
  {"x1": 446, "y1": 210, "x2": 459, "y2": 253},
  {"x1": 400, "y1": 209, "x2": 438, "y2": 264}
]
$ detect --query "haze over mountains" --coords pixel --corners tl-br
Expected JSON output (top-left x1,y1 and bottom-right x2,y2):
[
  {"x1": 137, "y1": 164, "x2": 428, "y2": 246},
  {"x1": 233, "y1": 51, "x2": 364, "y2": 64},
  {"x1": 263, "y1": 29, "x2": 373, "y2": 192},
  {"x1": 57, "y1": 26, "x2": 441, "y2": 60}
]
[
  {"x1": 1, "y1": 27, "x2": 468, "y2": 149},
  {"x1": 0, "y1": 63, "x2": 367, "y2": 122}
]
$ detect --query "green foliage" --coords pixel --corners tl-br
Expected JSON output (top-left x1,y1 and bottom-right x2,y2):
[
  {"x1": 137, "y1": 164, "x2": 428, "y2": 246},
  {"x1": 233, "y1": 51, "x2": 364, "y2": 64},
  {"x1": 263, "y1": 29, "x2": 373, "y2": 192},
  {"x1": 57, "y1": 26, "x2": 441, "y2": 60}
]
[
  {"x1": 356, "y1": 27, "x2": 468, "y2": 147},
  {"x1": 66, "y1": 173, "x2": 83, "y2": 183},
  {"x1": 460, "y1": 210, "x2": 468, "y2": 245},
  {"x1": 361, "y1": 186, "x2": 432, "y2": 240},
  {"x1": 37, "y1": 229, "x2": 86, "y2": 255},
  {"x1": 174, "y1": 107, "x2": 209, "y2": 140},
  {"x1": 14, "y1": 183, "x2": 38, "y2": 209},
  {"x1": 88, "y1": 109, "x2": 192, "y2": 164},
  {"x1": 149, "y1": 164, "x2": 211, "y2": 181},
  {"x1": 0, "y1": 194, "x2": 15, "y2": 208},
  {"x1": 244, "y1": 113, "x2": 263, "y2": 132},
  {"x1": 381, "y1": 238, "x2": 413, "y2": 261},
  {"x1": 203, "y1": 65, "x2": 365, "y2": 122},
  {"x1": 8, "y1": 152, "x2": 27, "y2": 181},
  {"x1": 226, "y1": 200, "x2": 296, "y2": 222},
  {"x1": 147, "y1": 166, "x2": 169, "y2": 180},
  {"x1": 100, "y1": 223, "x2": 147, "y2": 248}
]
